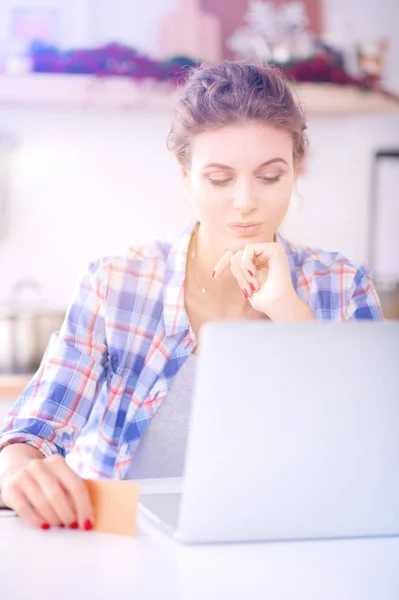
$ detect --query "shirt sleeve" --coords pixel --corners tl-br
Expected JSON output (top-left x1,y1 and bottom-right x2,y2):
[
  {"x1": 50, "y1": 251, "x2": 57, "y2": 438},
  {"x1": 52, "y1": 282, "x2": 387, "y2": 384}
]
[
  {"x1": 345, "y1": 264, "x2": 384, "y2": 321},
  {"x1": 0, "y1": 260, "x2": 109, "y2": 457}
]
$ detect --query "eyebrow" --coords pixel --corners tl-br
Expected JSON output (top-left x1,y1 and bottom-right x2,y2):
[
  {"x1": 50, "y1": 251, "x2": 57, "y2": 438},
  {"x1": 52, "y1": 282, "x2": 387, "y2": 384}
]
[{"x1": 202, "y1": 158, "x2": 288, "y2": 170}]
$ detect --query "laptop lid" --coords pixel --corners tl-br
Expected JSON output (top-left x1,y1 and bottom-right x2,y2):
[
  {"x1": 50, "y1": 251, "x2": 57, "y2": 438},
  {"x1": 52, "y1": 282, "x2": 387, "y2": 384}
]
[{"x1": 177, "y1": 321, "x2": 399, "y2": 543}]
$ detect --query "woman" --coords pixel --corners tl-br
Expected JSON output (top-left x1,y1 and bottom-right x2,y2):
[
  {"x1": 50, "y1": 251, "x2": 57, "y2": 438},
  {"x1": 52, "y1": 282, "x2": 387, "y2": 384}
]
[{"x1": 0, "y1": 61, "x2": 383, "y2": 531}]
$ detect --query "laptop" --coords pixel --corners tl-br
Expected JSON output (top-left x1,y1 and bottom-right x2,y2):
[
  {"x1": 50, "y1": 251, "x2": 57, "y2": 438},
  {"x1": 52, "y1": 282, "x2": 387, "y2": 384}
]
[{"x1": 139, "y1": 320, "x2": 399, "y2": 544}]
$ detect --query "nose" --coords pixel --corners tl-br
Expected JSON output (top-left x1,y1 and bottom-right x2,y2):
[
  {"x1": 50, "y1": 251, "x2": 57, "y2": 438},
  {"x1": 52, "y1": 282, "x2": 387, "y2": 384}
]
[{"x1": 232, "y1": 179, "x2": 258, "y2": 214}]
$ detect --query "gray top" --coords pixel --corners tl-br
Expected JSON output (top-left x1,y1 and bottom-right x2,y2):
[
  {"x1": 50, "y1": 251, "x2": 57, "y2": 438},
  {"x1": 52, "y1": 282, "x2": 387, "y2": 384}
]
[{"x1": 126, "y1": 354, "x2": 197, "y2": 480}]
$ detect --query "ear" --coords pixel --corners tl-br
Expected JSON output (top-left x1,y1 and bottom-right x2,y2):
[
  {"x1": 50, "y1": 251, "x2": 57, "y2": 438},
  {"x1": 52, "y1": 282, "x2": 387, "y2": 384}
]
[
  {"x1": 293, "y1": 155, "x2": 307, "y2": 180},
  {"x1": 178, "y1": 163, "x2": 190, "y2": 188}
]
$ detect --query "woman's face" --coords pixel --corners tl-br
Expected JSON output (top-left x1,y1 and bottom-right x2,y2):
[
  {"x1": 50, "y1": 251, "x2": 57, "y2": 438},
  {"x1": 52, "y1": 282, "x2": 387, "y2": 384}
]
[{"x1": 183, "y1": 121, "x2": 298, "y2": 252}]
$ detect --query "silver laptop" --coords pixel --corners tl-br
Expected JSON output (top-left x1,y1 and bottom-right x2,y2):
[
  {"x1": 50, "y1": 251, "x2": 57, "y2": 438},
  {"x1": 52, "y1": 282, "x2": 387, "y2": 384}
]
[{"x1": 139, "y1": 320, "x2": 399, "y2": 544}]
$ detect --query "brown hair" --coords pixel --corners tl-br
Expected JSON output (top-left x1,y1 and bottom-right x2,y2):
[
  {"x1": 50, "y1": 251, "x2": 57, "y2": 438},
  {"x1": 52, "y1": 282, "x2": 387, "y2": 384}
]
[{"x1": 167, "y1": 60, "x2": 308, "y2": 167}]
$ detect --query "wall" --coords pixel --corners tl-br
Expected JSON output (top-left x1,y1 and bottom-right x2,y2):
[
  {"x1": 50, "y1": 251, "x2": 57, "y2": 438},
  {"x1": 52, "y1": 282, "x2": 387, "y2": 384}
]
[
  {"x1": 0, "y1": 107, "x2": 192, "y2": 308},
  {"x1": 0, "y1": 0, "x2": 398, "y2": 309},
  {"x1": 281, "y1": 113, "x2": 399, "y2": 264}
]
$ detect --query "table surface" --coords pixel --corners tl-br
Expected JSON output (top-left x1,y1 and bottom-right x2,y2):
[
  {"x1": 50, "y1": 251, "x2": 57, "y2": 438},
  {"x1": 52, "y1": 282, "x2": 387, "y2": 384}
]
[{"x1": 1, "y1": 478, "x2": 399, "y2": 600}]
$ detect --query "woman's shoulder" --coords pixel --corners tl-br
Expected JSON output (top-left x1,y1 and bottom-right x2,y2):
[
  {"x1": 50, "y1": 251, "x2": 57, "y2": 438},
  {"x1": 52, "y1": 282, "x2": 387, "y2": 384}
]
[
  {"x1": 77, "y1": 236, "x2": 179, "y2": 303},
  {"x1": 87, "y1": 236, "x2": 174, "y2": 277},
  {"x1": 84, "y1": 222, "x2": 195, "y2": 293},
  {"x1": 280, "y1": 235, "x2": 383, "y2": 320},
  {"x1": 280, "y1": 234, "x2": 369, "y2": 279}
]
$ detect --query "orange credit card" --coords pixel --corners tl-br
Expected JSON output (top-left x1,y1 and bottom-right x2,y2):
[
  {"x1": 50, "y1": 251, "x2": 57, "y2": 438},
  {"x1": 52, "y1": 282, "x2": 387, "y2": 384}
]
[{"x1": 84, "y1": 479, "x2": 139, "y2": 536}]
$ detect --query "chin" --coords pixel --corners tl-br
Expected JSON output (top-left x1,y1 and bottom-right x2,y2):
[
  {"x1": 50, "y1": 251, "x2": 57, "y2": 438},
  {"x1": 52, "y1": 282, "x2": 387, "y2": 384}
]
[{"x1": 226, "y1": 230, "x2": 273, "y2": 250}]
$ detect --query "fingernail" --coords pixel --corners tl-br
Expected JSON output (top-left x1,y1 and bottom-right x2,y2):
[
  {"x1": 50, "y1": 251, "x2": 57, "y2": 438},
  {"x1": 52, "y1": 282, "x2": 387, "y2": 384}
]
[
  {"x1": 248, "y1": 270, "x2": 254, "y2": 277},
  {"x1": 69, "y1": 522, "x2": 79, "y2": 529},
  {"x1": 210, "y1": 270, "x2": 216, "y2": 279},
  {"x1": 249, "y1": 282, "x2": 256, "y2": 293},
  {"x1": 83, "y1": 519, "x2": 93, "y2": 531},
  {"x1": 41, "y1": 523, "x2": 51, "y2": 530},
  {"x1": 243, "y1": 289, "x2": 249, "y2": 298},
  {"x1": 58, "y1": 524, "x2": 65, "y2": 528}
]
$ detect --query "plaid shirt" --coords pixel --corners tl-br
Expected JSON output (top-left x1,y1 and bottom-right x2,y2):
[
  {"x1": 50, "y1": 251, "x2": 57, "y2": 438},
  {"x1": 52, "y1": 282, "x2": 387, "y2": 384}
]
[{"x1": 0, "y1": 221, "x2": 383, "y2": 479}]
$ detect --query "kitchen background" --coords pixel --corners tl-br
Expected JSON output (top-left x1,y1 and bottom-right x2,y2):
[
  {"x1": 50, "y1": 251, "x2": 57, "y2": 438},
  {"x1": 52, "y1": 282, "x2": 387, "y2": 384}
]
[{"x1": 0, "y1": 0, "x2": 398, "y2": 380}]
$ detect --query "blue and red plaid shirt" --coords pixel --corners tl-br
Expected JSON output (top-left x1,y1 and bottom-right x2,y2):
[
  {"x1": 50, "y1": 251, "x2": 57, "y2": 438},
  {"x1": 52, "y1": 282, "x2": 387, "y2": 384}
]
[{"x1": 0, "y1": 222, "x2": 383, "y2": 479}]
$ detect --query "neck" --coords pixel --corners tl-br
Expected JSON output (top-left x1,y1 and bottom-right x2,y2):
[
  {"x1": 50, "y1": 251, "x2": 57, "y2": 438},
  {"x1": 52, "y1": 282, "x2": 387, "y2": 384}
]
[{"x1": 190, "y1": 222, "x2": 249, "y2": 310}]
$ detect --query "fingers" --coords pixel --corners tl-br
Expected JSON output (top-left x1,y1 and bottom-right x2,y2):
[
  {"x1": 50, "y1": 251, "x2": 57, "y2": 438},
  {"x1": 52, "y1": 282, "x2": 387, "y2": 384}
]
[
  {"x1": 242, "y1": 242, "x2": 279, "y2": 267},
  {"x1": 2, "y1": 486, "x2": 43, "y2": 529},
  {"x1": 21, "y1": 470, "x2": 61, "y2": 526},
  {"x1": 212, "y1": 244, "x2": 278, "y2": 281},
  {"x1": 49, "y1": 456, "x2": 94, "y2": 529},
  {"x1": 1, "y1": 455, "x2": 94, "y2": 531},
  {"x1": 212, "y1": 243, "x2": 283, "y2": 295},
  {"x1": 241, "y1": 249, "x2": 261, "y2": 284},
  {"x1": 211, "y1": 250, "x2": 235, "y2": 279},
  {"x1": 242, "y1": 261, "x2": 260, "y2": 295},
  {"x1": 212, "y1": 249, "x2": 259, "y2": 294},
  {"x1": 229, "y1": 254, "x2": 259, "y2": 297},
  {"x1": 28, "y1": 460, "x2": 76, "y2": 526},
  {"x1": 229, "y1": 259, "x2": 252, "y2": 297}
]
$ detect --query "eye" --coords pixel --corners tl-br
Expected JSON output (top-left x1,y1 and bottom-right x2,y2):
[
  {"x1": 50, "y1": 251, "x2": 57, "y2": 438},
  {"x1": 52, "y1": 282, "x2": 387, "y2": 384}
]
[
  {"x1": 258, "y1": 175, "x2": 281, "y2": 184},
  {"x1": 209, "y1": 179, "x2": 232, "y2": 187}
]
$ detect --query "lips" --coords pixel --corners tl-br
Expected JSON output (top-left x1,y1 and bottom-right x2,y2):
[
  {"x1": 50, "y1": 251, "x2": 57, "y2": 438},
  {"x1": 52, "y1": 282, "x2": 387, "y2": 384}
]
[
  {"x1": 228, "y1": 222, "x2": 263, "y2": 236},
  {"x1": 228, "y1": 221, "x2": 262, "y2": 227}
]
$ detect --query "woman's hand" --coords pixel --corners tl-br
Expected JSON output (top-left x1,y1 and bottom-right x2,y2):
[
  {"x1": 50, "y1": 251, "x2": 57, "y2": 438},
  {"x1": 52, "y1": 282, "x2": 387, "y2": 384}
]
[
  {"x1": 0, "y1": 449, "x2": 94, "y2": 531},
  {"x1": 212, "y1": 242, "x2": 315, "y2": 321}
]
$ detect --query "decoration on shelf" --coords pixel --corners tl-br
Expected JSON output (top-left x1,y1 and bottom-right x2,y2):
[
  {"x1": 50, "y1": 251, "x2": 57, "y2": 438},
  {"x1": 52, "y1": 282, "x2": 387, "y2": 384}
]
[
  {"x1": 357, "y1": 40, "x2": 389, "y2": 87},
  {"x1": 29, "y1": 41, "x2": 198, "y2": 82},
  {"x1": 158, "y1": 0, "x2": 222, "y2": 65},
  {"x1": 5, "y1": 7, "x2": 60, "y2": 74},
  {"x1": 277, "y1": 49, "x2": 397, "y2": 101},
  {"x1": 227, "y1": 0, "x2": 314, "y2": 63},
  {"x1": 226, "y1": 0, "x2": 397, "y2": 99}
]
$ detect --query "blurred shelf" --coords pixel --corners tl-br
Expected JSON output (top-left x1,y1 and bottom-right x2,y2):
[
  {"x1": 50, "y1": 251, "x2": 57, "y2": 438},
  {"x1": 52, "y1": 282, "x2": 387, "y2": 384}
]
[
  {"x1": 291, "y1": 82, "x2": 399, "y2": 116},
  {"x1": 0, "y1": 73, "x2": 399, "y2": 115},
  {"x1": 0, "y1": 73, "x2": 178, "y2": 111},
  {"x1": 0, "y1": 374, "x2": 32, "y2": 400}
]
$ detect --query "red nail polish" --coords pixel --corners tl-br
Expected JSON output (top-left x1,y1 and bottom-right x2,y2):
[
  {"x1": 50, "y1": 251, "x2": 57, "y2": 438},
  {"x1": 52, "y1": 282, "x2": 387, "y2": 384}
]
[
  {"x1": 58, "y1": 524, "x2": 65, "y2": 528},
  {"x1": 83, "y1": 519, "x2": 93, "y2": 531},
  {"x1": 69, "y1": 522, "x2": 79, "y2": 529},
  {"x1": 41, "y1": 523, "x2": 50, "y2": 530},
  {"x1": 210, "y1": 270, "x2": 216, "y2": 279},
  {"x1": 248, "y1": 270, "x2": 254, "y2": 277},
  {"x1": 249, "y1": 282, "x2": 256, "y2": 293},
  {"x1": 243, "y1": 289, "x2": 249, "y2": 298}
]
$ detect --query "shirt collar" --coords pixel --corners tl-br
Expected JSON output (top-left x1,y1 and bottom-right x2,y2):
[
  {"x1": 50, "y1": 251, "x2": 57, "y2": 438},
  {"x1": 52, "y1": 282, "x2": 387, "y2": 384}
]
[
  {"x1": 163, "y1": 219, "x2": 197, "y2": 339},
  {"x1": 275, "y1": 230, "x2": 298, "y2": 289}
]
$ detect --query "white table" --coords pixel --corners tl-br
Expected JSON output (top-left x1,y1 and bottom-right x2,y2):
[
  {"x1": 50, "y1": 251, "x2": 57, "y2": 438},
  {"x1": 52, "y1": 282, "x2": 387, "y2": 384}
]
[{"x1": 1, "y1": 479, "x2": 399, "y2": 600}]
